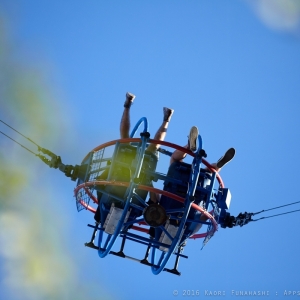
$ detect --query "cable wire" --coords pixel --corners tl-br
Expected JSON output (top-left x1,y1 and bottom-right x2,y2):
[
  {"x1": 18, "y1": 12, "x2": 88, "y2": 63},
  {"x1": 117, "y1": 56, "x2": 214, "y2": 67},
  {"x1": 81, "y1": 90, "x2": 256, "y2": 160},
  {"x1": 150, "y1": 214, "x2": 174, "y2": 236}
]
[
  {"x1": 253, "y1": 201, "x2": 300, "y2": 216},
  {"x1": 0, "y1": 119, "x2": 41, "y2": 148},
  {"x1": 253, "y1": 209, "x2": 300, "y2": 221},
  {"x1": 0, "y1": 130, "x2": 37, "y2": 155}
]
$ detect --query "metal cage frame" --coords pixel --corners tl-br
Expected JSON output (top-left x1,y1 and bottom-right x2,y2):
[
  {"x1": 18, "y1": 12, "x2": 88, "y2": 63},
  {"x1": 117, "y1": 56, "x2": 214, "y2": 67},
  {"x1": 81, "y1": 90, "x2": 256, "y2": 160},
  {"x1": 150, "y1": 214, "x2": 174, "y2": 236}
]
[{"x1": 74, "y1": 117, "x2": 228, "y2": 275}]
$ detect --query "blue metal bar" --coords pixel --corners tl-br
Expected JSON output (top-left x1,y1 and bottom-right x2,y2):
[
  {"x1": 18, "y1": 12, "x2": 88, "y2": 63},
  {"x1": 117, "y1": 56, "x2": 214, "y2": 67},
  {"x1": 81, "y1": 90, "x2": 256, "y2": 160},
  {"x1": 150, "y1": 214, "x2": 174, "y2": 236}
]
[
  {"x1": 132, "y1": 137, "x2": 148, "y2": 180},
  {"x1": 98, "y1": 119, "x2": 150, "y2": 258},
  {"x1": 124, "y1": 231, "x2": 171, "y2": 249},
  {"x1": 98, "y1": 190, "x2": 133, "y2": 258},
  {"x1": 129, "y1": 202, "x2": 145, "y2": 211},
  {"x1": 120, "y1": 235, "x2": 151, "y2": 247},
  {"x1": 120, "y1": 234, "x2": 189, "y2": 259},
  {"x1": 157, "y1": 251, "x2": 166, "y2": 266},
  {"x1": 188, "y1": 159, "x2": 202, "y2": 199},
  {"x1": 151, "y1": 134, "x2": 204, "y2": 275},
  {"x1": 123, "y1": 217, "x2": 144, "y2": 226},
  {"x1": 130, "y1": 117, "x2": 148, "y2": 138},
  {"x1": 132, "y1": 192, "x2": 148, "y2": 206},
  {"x1": 151, "y1": 200, "x2": 194, "y2": 275},
  {"x1": 165, "y1": 208, "x2": 185, "y2": 214},
  {"x1": 97, "y1": 227, "x2": 104, "y2": 248},
  {"x1": 205, "y1": 171, "x2": 216, "y2": 211},
  {"x1": 103, "y1": 234, "x2": 112, "y2": 249},
  {"x1": 145, "y1": 170, "x2": 169, "y2": 182}
]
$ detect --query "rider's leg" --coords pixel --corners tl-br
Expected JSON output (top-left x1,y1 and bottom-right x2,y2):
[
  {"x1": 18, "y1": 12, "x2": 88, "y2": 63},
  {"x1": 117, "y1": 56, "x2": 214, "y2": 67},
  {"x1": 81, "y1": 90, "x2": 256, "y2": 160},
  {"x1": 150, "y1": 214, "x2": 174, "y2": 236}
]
[
  {"x1": 170, "y1": 126, "x2": 235, "y2": 171},
  {"x1": 170, "y1": 126, "x2": 198, "y2": 164},
  {"x1": 146, "y1": 107, "x2": 174, "y2": 153},
  {"x1": 120, "y1": 92, "x2": 136, "y2": 138},
  {"x1": 170, "y1": 144, "x2": 189, "y2": 164},
  {"x1": 210, "y1": 148, "x2": 235, "y2": 172},
  {"x1": 147, "y1": 107, "x2": 174, "y2": 203}
]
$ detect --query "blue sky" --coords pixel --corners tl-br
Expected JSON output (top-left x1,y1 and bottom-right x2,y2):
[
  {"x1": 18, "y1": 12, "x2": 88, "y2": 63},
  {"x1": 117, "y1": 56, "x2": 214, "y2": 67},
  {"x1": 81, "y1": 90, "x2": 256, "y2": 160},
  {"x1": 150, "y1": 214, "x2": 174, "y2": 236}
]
[{"x1": 1, "y1": 1, "x2": 300, "y2": 299}]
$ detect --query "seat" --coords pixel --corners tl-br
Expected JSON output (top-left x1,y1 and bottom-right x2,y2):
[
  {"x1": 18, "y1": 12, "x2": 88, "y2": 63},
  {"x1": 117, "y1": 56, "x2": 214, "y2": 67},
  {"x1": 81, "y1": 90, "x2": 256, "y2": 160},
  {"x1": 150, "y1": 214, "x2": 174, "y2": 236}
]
[
  {"x1": 159, "y1": 161, "x2": 212, "y2": 236},
  {"x1": 95, "y1": 143, "x2": 158, "y2": 223}
]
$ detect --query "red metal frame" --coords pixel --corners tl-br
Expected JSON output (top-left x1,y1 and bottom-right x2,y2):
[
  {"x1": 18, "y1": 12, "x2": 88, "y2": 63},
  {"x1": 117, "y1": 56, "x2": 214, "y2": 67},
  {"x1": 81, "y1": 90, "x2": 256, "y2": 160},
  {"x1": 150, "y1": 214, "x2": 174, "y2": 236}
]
[
  {"x1": 77, "y1": 138, "x2": 225, "y2": 240},
  {"x1": 82, "y1": 138, "x2": 225, "y2": 188},
  {"x1": 75, "y1": 180, "x2": 218, "y2": 239}
]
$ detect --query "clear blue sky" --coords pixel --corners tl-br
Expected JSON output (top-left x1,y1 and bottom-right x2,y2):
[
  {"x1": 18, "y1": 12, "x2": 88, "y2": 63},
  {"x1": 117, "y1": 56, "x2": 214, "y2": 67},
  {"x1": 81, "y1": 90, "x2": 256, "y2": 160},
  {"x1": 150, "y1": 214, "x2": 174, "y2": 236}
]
[{"x1": 1, "y1": 1, "x2": 300, "y2": 299}]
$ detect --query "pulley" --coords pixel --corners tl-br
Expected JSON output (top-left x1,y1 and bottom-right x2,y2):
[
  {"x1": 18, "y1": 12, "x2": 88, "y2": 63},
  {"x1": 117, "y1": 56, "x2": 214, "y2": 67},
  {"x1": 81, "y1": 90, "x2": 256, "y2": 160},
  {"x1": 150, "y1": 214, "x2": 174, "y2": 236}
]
[{"x1": 143, "y1": 203, "x2": 167, "y2": 227}]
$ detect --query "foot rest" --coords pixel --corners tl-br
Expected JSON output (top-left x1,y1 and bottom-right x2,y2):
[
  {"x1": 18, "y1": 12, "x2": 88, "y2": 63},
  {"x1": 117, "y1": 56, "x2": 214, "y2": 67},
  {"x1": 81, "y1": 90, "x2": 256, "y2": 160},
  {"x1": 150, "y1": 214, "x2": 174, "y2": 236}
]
[{"x1": 104, "y1": 204, "x2": 131, "y2": 234}]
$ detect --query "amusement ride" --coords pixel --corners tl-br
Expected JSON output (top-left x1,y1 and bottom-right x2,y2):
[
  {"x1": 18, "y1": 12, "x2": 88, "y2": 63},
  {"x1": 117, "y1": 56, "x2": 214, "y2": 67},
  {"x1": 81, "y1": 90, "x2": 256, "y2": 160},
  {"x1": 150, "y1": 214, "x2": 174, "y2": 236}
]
[{"x1": 1, "y1": 117, "x2": 299, "y2": 276}]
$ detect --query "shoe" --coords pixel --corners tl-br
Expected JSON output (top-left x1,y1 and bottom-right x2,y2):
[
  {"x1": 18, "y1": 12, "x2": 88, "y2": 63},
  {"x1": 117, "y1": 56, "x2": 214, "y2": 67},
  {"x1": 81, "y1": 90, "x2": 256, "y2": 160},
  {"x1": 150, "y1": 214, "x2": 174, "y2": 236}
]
[
  {"x1": 216, "y1": 148, "x2": 235, "y2": 169},
  {"x1": 124, "y1": 92, "x2": 136, "y2": 108},
  {"x1": 163, "y1": 107, "x2": 174, "y2": 122},
  {"x1": 188, "y1": 126, "x2": 198, "y2": 152}
]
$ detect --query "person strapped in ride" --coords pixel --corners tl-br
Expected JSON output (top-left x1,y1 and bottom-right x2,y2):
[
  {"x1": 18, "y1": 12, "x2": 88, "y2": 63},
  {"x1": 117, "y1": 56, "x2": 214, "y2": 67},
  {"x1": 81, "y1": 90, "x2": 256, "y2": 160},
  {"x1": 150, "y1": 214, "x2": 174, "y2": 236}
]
[
  {"x1": 156, "y1": 127, "x2": 235, "y2": 236},
  {"x1": 94, "y1": 92, "x2": 174, "y2": 223}
]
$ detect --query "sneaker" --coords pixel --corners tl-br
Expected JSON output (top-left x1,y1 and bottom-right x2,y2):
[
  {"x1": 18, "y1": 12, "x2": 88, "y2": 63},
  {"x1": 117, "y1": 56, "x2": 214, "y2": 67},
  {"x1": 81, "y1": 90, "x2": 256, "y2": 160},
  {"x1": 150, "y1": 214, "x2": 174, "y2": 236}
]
[
  {"x1": 188, "y1": 126, "x2": 198, "y2": 152},
  {"x1": 216, "y1": 148, "x2": 235, "y2": 169},
  {"x1": 124, "y1": 92, "x2": 136, "y2": 108},
  {"x1": 163, "y1": 107, "x2": 174, "y2": 122}
]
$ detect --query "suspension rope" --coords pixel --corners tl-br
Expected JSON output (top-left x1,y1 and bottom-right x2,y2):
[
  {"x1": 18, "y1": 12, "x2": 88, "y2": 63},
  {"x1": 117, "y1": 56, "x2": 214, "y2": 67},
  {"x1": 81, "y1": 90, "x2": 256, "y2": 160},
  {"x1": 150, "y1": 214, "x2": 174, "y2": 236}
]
[
  {"x1": 253, "y1": 209, "x2": 300, "y2": 221},
  {"x1": 0, "y1": 119, "x2": 42, "y2": 148},
  {"x1": 253, "y1": 200, "x2": 300, "y2": 216},
  {"x1": 248, "y1": 200, "x2": 300, "y2": 222},
  {"x1": 0, "y1": 129, "x2": 37, "y2": 155}
]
